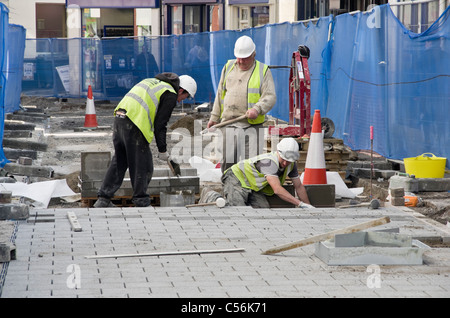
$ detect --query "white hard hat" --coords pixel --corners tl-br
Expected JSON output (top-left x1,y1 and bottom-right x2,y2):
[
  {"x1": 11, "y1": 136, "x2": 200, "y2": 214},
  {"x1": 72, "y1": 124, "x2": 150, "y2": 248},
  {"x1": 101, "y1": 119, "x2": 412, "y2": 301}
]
[
  {"x1": 179, "y1": 75, "x2": 197, "y2": 98},
  {"x1": 277, "y1": 138, "x2": 300, "y2": 162},
  {"x1": 234, "y1": 35, "x2": 256, "y2": 58}
]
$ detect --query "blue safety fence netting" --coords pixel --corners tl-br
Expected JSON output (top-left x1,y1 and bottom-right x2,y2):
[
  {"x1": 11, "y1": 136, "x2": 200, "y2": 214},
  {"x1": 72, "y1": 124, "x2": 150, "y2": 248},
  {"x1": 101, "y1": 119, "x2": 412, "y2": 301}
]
[
  {"x1": 325, "y1": 4, "x2": 450, "y2": 169},
  {"x1": 2, "y1": 3, "x2": 449, "y2": 169}
]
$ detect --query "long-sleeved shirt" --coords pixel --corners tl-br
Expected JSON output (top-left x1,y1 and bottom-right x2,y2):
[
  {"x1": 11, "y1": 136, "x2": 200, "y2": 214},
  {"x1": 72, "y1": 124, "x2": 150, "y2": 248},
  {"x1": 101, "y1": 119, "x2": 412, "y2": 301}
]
[
  {"x1": 153, "y1": 73, "x2": 180, "y2": 153},
  {"x1": 210, "y1": 59, "x2": 276, "y2": 127}
]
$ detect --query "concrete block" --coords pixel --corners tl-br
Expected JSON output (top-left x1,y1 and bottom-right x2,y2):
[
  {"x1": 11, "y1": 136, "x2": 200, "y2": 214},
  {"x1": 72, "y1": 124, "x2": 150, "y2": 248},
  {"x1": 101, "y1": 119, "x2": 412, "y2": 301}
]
[
  {"x1": 153, "y1": 167, "x2": 198, "y2": 177},
  {"x1": 305, "y1": 184, "x2": 336, "y2": 207},
  {"x1": 6, "y1": 113, "x2": 48, "y2": 123},
  {"x1": 0, "y1": 191, "x2": 12, "y2": 203},
  {"x1": 389, "y1": 187, "x2": 405, "y2": 197},
  {"x1": 3, "y1": 148, "x2": 38, "y2": 160},
  {"x1": 0, "y1": 203, "x2": 29, "y2": 220},
  {"x1": 379, "y1": 170, "x2": 398, "y2": 179},
  {"x1": 351, "y1": 168, "x2": 377, "y2": 179},
  {"x1": 0, "y1": 243, "x2": 16, "y2": 262},
  {"x1": 315, "y1": 232, "x2": 429, "y2": 265},
  {"x1": 2, "y1": 139, "x2": 48, "y2": 151},
  {"x1": 347, "y1": 161, "x2": 393, "y2": 170},
  {"x1": 3, "y1": 163, "x2": 54, "y2": 178},
  {"x1": 3, "y1": 130, "x2": 32, "y2": 138},
  {"x1": 267, "y1": 185, "x2": 296, "y2": 208},
  {"x1": 390, "y1": 196, "x2": 405, "y2": 206},
  {"x1": 417, "y1": 178, "x2": 450, "y2": 192},
  {"x1": 81, "y1": 152, "x2": 111, "y2": 181},
  {"x1": 81, "y1": 176, "x2": 200, "y2": 198},
  {"x1": 81, "y1": 153, "x2": 197, "y2": 181},
  {"x1": 4, "y1": 122, "x2": 36, "y2": 131},
  {"x1": 18, "y1": 157, "x2": 33, "y2": 165}
]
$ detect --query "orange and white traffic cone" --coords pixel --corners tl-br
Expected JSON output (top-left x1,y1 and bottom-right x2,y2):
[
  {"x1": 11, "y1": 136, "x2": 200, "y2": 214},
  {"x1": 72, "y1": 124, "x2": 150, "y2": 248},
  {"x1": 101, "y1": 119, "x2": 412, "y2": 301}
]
[
  {"x1": 84, "y1": 85, "x2": 98, "y2": 129},
  {"x1": 302, "y1": 109, "x2": 327, "y2": 185}
]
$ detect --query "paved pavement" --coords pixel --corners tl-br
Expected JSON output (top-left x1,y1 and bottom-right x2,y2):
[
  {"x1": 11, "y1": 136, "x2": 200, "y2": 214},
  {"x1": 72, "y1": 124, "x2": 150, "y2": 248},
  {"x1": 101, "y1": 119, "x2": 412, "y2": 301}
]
[{"x1": 1, "y1": 204, "x2": 450, "y2": 300}]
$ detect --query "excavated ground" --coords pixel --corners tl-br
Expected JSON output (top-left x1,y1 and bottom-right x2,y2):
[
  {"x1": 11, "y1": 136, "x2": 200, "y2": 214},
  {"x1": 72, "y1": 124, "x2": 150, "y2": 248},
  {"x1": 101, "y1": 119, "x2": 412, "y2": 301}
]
[{"x1": 5, "y1": 96, "x2": 450, "y2": 226}]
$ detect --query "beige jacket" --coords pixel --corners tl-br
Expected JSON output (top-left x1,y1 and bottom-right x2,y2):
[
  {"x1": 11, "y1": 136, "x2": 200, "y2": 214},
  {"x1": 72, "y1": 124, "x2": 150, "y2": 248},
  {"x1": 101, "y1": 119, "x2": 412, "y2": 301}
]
[{"x1": 210, "y1": 60, "x2": 276, "y2": 126}]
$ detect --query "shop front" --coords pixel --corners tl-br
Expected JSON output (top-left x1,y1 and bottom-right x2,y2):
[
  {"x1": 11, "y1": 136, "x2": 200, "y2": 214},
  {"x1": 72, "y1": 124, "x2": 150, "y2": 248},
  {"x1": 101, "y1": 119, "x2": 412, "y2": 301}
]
[
  {"x1": 162, "y1": 0, "x2": 224, "y2": 34},
  {"x1": 227, "y1": 0, "x2": 271, "y2": 30},
  {"x1": 65, "y1": 0, "x2": 160, "y2": 95}
]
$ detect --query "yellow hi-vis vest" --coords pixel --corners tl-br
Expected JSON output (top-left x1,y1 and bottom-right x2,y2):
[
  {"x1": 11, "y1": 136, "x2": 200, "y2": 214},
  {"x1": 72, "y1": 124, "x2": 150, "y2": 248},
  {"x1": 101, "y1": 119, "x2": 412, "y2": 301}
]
[
  {"x1": 220, "y1": 59, "x2": 268, "y2": 125},
  {"x1": 230, "y1": 152, "x2": 294, "y2": 196},
  {"x1": 114, "y1": 78, "x2": 176, "y2": 144}
]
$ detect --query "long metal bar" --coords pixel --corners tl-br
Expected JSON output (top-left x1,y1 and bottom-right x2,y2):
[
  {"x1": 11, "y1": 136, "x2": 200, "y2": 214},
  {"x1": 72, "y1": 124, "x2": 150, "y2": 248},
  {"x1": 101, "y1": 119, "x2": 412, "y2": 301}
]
[{"x1": 85, "y1": 248, "x2": 246, "y2": 259}]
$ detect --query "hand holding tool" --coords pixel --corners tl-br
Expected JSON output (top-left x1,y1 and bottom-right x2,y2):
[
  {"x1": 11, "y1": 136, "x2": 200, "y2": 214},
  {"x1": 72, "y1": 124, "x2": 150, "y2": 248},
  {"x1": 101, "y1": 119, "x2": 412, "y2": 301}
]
[{"x1": 200, "y1": 114, "x2": 247, "y2": 135}]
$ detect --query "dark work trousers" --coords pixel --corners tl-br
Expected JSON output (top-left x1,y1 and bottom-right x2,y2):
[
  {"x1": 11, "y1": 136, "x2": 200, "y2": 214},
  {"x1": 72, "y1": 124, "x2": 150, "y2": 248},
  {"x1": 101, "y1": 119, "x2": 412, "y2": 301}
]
[
  {"x1": 220, "y1": 124, "x2": 264, "y2": 173},
  {"x1": 97, "y1": 115, "x2": 153, "y2": 207}
]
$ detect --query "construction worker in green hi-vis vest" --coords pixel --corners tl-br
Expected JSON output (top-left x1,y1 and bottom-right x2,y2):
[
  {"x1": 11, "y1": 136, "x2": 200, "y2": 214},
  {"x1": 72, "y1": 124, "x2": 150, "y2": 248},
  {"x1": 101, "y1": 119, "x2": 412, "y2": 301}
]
[
  {"x1": 208, "y1": 35, "x2": 277, "y2": 173},
  {"x1": 94, "y1": 73, "x2": 197, "y2": 208}
]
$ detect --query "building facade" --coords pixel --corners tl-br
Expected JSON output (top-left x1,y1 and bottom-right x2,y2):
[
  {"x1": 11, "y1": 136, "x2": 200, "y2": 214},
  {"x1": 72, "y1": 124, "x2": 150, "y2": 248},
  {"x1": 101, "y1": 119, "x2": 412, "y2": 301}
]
[{"x1": 1, "y1": 0, "x2": 448, "y2": 39}]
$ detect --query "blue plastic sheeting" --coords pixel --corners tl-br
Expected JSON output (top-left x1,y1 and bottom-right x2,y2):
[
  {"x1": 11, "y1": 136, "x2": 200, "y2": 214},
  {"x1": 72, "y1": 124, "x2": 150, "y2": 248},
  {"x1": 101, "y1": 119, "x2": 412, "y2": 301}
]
[
  {"x1": 4, "y1": 24, "x2": 26, "y2": 113},
  {"x1": 17, "y1": 4, "x2": 450, "y2": 168},
  {"x1": 0, "y1": 4, "x2": 10, "y2": 168},
  {"x1": 325, "y1": 4, "x2": 450, "y2": 168}
]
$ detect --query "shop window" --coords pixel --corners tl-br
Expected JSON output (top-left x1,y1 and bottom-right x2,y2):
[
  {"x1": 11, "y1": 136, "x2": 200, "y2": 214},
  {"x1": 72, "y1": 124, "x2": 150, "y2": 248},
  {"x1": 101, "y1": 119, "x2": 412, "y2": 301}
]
[
  {"x1": 36, "y1": 3, "x2": 67, "y2": 38},
  {"x1": 251, "y1": 6, "x2": 269, "y2": 27},
  {"x1": 185, "y1": 5, "x2": 201, "y2": 33},
  {"x1": 238, "y1": 6, "x2": 269, "y2": 29},
  {"x1": 172, "y1": 5, "x2": 183, "y2": 35}
]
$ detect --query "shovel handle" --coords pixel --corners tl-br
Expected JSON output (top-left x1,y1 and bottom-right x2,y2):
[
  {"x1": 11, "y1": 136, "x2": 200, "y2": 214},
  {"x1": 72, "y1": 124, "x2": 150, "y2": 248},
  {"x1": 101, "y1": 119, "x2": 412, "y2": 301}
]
[{"x1": 201, "y1": 115, "x2": 247, "y2": 134}]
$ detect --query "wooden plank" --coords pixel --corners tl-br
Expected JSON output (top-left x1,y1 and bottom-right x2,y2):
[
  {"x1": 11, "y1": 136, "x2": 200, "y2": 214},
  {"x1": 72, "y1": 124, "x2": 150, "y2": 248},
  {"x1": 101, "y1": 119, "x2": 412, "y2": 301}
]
[{"x1": 262, "y1": 216, "x2": 390, "y2": 255}]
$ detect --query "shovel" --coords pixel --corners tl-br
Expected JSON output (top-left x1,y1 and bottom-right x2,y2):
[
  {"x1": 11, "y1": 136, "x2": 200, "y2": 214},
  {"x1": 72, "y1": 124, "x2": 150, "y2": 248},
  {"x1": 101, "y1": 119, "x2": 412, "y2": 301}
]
[
  {"x1": 200, "y1": 114, "x2": 247, "y2": 135},
  {"x1": 167, "y1": 159, "x2": 181, "y2": 177}
]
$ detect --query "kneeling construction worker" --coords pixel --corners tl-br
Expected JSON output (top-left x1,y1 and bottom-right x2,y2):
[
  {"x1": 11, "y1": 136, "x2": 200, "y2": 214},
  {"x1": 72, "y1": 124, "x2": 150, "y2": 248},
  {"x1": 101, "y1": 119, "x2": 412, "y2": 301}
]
[
  {"x1": 94, "y1": 73, "x2": 197, "y2": 208},
  {"x1": 219, "y1": 137, "x2": 314, "y2": 208}
]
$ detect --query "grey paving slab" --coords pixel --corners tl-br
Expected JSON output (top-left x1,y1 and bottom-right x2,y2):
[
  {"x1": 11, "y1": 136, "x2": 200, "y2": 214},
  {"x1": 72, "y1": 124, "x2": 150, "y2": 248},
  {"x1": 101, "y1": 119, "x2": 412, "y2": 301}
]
[{"x1": 1, "y1": 204, "x2": 449, "y2": 299}]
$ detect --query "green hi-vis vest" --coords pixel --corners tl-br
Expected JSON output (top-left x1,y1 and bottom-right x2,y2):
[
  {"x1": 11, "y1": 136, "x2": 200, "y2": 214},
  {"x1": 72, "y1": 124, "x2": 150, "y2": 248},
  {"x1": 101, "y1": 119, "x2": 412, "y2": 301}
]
[
  {"x1": 114, "y1": 78, "x2": 176, "y2": 144},
  {"x1": 220, "y1": 59, "x2": 269, "y2": 125},
  {"x1": 230, "y1": 152, "x2": 294, "y2": 196}
]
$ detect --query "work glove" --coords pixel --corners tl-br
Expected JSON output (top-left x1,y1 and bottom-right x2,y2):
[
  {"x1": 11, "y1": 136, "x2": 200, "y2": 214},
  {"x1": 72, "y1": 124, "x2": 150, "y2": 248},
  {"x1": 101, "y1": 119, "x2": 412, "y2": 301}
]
[
  {"x1": 158, "y1": 152, "x2": 169, "y2": 161},
  {"x1": 297, "y1": 202, "x2": 316, "y2": 209}
]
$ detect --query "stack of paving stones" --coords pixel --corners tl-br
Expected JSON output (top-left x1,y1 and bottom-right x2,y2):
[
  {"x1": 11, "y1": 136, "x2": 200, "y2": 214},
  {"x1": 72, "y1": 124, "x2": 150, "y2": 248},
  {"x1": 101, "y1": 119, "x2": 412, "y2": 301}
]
[
  {"x1": 389, "y1": 187, "x2": 405, "y2": 206},
  {"x1": 80, "y1": 152, "x2": 200, "y2": 207},
  {"x1": 2, "y1": 106, "x2": 54, "y2": 179}
]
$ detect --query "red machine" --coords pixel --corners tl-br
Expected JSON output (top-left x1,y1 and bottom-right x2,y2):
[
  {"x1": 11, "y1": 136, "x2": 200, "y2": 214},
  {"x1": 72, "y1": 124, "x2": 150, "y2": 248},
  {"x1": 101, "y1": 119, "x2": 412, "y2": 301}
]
[{"x1": 269, "y1": 45, "x2": 312, "y2": 138}]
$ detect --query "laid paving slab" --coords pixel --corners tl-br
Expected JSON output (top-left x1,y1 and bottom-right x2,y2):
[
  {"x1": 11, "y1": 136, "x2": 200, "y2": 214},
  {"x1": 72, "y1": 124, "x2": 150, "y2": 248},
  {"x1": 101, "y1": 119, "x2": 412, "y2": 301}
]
[{"x1": 1, "y1": 204, "x2": 449, "y2": 299}]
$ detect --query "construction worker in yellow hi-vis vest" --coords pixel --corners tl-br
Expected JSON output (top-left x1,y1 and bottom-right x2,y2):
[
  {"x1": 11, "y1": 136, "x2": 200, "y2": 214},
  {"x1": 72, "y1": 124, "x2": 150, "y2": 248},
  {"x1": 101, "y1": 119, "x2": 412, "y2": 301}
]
[
  {"x1": 94, "y1": 73, "x2": 197, "y2": 208},
  {"x1": 208, "y1": 36, "x2": 277, "y2": 173},
  {"x1": 200, "y1": 138, "x2": 314, "y2": 209}
]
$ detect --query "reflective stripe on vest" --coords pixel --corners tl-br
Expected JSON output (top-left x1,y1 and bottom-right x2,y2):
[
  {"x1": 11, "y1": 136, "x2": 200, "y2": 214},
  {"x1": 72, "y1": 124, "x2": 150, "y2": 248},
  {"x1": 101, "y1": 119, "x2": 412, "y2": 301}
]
[
  {"x1": 220, "y1": 59, "x2": 268, "y2": 125},
  {"x1": 230, "y1": 152, "x2": 294, "y2": 196},
  {"x1": 115, "y1": 79, "x2": 176, "y2": 143}
]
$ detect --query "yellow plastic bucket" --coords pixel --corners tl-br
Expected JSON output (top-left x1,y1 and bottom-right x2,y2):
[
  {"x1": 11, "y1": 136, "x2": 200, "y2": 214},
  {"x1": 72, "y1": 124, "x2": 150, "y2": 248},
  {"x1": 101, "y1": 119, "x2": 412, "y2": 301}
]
[{"x1": 403, "y1": 153, "x2": 447, "y2": 178}]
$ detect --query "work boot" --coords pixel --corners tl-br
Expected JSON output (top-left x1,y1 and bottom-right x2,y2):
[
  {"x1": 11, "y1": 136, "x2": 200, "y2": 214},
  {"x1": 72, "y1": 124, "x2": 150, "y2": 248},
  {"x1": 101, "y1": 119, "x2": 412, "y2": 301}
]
[
  {"x1": 93, "y1": 197, "x2": 116, "y2": 208},
  {"x1": 132, "y1": 197, "x2": 151, "y2": 207}
]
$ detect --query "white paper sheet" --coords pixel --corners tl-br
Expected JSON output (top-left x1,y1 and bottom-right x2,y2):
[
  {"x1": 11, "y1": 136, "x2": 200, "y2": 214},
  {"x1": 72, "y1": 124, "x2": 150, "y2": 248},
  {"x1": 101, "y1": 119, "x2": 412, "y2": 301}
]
[
  {"x1": 301, "y1": 171, "x2": 362, "y2": 199},
  {"x1": 0, "y1": 179, "x2": 77, "y2": 208}
]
